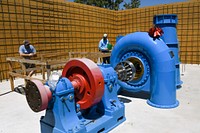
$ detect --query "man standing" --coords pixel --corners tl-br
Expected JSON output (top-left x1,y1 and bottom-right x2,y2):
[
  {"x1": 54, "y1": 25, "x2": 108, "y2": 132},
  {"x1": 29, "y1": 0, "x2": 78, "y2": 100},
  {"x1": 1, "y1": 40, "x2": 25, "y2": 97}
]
[
  {"x1": 19, "y1": 40, "x2": 36, "y2": 77},
  {"x1": 98, "y1": 34, "x2": 110, "y2": 64}
]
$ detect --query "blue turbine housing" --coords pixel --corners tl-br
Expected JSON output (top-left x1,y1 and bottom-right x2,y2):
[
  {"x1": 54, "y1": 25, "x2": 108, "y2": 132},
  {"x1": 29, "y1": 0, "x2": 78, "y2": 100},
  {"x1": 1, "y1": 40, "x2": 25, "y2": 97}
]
[{"x1": 111, "y1": 32, "x2": 179, "y2": 108}]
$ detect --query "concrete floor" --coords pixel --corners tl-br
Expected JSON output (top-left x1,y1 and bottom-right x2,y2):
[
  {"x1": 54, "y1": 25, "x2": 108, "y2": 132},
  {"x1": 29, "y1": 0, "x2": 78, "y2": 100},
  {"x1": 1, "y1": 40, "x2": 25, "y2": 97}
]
[{"x1": 0, "y1": 64, "x2": 200, "y2": 133}]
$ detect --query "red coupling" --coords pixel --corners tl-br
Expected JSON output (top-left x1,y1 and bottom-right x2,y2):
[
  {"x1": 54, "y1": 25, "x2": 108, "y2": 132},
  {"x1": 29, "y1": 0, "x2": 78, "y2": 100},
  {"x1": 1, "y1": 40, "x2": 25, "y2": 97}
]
[{"x1": 70, "y1": 73, "x2": 89, "y2": 100}]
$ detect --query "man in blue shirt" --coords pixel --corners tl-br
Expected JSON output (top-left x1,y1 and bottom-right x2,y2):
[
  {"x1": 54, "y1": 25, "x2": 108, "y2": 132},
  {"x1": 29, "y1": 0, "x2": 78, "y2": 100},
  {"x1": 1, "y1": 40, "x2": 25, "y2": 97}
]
[
  {"x1": 98, "y1": 34, "x2": 110, "y2": 64},
  {"x1": 19, "y1": 40, "x2": 36, "y2": 58},
  {"x1": 19, "y1": 40, "x2": 37, "y2": 76}
]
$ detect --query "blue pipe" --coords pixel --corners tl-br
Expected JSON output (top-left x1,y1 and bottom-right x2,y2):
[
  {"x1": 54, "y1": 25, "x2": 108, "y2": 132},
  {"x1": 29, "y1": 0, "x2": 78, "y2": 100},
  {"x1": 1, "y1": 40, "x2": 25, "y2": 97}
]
[
  {"x1": 154, "y1": 14, "x2": 183, "y2": 89},
  {"x1": 110, "y1": 32, "x2": 179, "y2": 108}
]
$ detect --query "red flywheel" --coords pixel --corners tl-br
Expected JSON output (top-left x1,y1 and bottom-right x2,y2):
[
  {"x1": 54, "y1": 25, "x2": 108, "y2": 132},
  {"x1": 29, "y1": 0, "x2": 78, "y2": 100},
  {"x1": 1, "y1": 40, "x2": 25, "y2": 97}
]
[{"x1": 62, "y1": 58, "x2": 104, "y2": 109}]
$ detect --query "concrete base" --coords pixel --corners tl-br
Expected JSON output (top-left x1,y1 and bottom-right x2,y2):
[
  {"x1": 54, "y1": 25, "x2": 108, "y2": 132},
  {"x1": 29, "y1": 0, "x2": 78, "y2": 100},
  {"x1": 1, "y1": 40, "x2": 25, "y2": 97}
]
[{"x1": 0, "y1": 64, "x2": 200, "y2": 133}]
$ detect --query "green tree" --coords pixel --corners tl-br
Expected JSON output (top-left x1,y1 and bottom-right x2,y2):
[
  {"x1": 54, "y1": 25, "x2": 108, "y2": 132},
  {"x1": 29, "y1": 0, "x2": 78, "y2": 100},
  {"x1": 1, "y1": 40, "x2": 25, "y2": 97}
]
[
  {"x1": 109, "y1": 0, "x2": 123, "y2": 10},
  {"x1": 74, "y1": 0, "x2": 109, "y2": 8},
  {"x1": 74, "y1": 0, "x2": 140, "y2": 10},
  {"x1": 123, "y1": 0, "x2": 140, "y2": 9}
]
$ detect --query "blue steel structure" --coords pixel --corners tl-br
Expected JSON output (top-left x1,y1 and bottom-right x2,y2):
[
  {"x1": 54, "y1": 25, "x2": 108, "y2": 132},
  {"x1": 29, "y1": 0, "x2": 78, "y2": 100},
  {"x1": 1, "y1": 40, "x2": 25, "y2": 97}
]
[
  {"x1": 25, "y1": 58, "x2": 125, "y2": 133},
  {"x1": 153, "y1": 14, "x2": 183, "y2": 89}
]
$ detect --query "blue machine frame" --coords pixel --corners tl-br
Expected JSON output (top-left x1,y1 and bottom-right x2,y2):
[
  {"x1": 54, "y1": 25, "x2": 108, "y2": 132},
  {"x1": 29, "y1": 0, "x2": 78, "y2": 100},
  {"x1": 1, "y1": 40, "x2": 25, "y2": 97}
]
[{"x1": 40, "y1": 64, "x2": 125, "y2": 133}]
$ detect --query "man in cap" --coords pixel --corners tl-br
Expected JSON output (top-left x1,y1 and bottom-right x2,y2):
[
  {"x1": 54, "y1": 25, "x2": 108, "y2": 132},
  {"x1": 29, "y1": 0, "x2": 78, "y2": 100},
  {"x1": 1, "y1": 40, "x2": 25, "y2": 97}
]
[
  {"x1": 19, "y1": 40, "x2": 37, "y2": 76},
  {"x1": 98, "y1": 34, "x2": 111, "y2": 64},
  {"x1": 19, "y1": 40, "x2": 36, "y2": 58}
]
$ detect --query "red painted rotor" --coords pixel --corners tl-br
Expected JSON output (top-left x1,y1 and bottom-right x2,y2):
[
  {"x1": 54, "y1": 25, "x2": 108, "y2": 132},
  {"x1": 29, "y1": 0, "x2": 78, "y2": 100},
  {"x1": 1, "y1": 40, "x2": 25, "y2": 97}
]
[{"x1": 62, "y1": 58, "x2": 104, "y2": 109}]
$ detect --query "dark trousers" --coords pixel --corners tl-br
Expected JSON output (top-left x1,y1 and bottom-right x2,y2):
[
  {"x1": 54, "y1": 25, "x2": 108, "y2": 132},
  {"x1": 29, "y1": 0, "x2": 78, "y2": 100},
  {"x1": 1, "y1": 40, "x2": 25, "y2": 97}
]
[
  {"x1": 23, "y1": 63, "x2": 35, "y2": 69},
  {"x1": 101, "y1": 51, "x2": 110, "y2": 64},
  {"x1": 103, "y1": 56, "x2": 110, "y2": 64}
]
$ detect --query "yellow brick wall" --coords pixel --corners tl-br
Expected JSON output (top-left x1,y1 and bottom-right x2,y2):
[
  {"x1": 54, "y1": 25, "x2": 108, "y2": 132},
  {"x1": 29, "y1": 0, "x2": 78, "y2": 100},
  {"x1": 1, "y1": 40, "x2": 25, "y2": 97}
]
[
  {"x1": 0, "y1": 0, "x2": 116, "y2": 80},
  {"x1": 0, "y1": 0, "x2": 199, "y2": 80}
]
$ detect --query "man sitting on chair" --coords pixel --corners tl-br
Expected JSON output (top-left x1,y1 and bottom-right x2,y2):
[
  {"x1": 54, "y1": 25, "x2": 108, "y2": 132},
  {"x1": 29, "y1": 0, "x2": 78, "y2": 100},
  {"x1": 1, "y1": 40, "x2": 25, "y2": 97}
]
[{"x1": 19, "y1": 40, "x2": 37, "y2": 77}]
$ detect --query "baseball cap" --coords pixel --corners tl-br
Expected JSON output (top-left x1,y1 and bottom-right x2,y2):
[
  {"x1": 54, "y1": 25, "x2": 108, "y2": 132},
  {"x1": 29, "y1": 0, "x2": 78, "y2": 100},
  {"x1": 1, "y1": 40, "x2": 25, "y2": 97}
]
[
  {"x1": 103, "y1": 34, "x2": 108, "y2": 37},
  {"x1": 23, "y1": 40, "x2": 30, "y2": 46}
]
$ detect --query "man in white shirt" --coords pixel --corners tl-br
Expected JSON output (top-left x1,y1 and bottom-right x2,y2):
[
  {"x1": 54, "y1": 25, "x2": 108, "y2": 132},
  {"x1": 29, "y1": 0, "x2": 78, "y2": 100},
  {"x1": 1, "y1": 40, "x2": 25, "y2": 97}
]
[{"x1": 98, "y1": 34, "x2": 110, "y2": 64}]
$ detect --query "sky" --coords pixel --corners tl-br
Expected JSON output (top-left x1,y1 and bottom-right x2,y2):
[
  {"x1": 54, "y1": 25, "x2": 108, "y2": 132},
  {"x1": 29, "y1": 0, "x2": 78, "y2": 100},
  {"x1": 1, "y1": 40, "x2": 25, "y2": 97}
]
[
  {"x1": 67, "y1": 0, "x2": 189, "y2": 8},
  {"x1": 139, "y1": 0, "x2": 188, "y2": 7}
]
